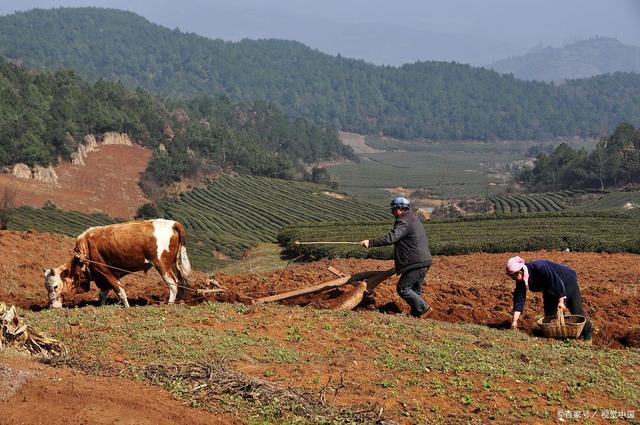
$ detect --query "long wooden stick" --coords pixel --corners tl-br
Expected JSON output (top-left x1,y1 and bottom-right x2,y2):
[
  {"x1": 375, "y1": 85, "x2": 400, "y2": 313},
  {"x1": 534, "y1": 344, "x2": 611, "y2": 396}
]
[
  {"x1": 195, "y1": 288, "x2": 227, "y2": 295},
  {"x1": 294, "y1": 241, "x2": 361, "y2": 245},
  {"x1": 254, "y1": 270, "x2": 383, "y2": 303}
]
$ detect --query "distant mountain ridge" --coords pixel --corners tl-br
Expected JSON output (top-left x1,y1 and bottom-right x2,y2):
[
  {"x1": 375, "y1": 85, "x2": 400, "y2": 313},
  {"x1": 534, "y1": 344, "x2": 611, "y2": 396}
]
[
  {"x1": 1, "y1": 8, "x2": 640, "y2": 141},
  {"x1": 490, "y1": 37, "x2": 640, "y2": 82}
]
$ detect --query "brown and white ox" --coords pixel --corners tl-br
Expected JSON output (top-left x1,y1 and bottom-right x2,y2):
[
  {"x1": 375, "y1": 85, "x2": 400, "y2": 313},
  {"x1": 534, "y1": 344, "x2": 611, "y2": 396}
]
[{"x1": 44, "y1": 219, "x2": 191, "y2": 308}]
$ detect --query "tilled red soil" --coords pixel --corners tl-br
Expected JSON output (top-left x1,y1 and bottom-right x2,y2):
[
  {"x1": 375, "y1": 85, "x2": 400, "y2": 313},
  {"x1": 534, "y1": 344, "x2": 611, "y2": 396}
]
[
  {"x1": 1, "y1": 230, "x2": 639, "y2": 348},
  {"x1": 0, "y1": 144, "x2": 151, "y2": 218},
  {"x1": 211, "y1": 253, "x2": 640, "y2": 349}
]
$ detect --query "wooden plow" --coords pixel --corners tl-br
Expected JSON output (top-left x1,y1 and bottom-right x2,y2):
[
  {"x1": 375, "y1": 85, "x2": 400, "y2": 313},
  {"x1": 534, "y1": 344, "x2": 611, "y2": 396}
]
[{"x1": 253, "y1": 266, "x2": 396, "y2": 311}]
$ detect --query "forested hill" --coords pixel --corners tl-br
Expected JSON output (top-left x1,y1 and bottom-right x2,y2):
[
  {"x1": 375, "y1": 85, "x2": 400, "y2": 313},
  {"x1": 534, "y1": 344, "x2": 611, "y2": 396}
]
[
  {"x1": 0, "y1": 56, "x2": 351, "y2": 192},
  {"x1": 1, "y1": 8, "x2": 640, "y2": 141},
  {"x1": 0, "y1": 56, "x2": 166, "y2": 167},
  {"x1": 490, "y1": 37, "x2": 640, "y2": 83},
  {"x1": 519, "y1": 122, "x2": 640, "y2": 191}
]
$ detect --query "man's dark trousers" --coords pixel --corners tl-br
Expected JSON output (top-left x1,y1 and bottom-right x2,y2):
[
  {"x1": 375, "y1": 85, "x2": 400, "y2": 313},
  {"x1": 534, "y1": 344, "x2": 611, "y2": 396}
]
[{"x1": 397, "y1": 266, "x2": 430, "y2": 317}]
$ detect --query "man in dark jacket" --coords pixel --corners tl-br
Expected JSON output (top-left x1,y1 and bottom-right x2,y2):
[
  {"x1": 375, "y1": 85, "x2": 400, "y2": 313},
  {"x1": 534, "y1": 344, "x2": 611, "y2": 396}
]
[
  {"x1": 506, "y1": 256, "x2": 592, "y2": 341},
  {"x1": 360, "y1": 196, "x2": 433, "y2": 317}
]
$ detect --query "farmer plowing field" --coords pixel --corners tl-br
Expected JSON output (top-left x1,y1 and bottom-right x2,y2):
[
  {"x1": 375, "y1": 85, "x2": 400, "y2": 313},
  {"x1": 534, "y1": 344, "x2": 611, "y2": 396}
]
[
  {"x1": 360, "y1": 196, "x2": 433, "y2": 318},
  {"x1": 506, "y1": 256, "x2": 593, "y2": 343}
]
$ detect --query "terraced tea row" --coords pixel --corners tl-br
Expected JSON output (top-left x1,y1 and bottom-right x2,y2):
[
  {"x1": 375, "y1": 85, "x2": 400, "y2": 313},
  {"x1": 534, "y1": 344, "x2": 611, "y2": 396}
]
[
  {"x1": 8, "y1": 206, "x2": 119, "y2": 236},
  {"x1": 327, "y1": 140, "x2": 521, "y2": 206},
  {"x1": 9, "y1": 177, "x2": 638, "y2": 270},
  {"x1": 490, "y1": 189, "x2": 608, "y2": 214},
  {"x1": 158, "y1": 175, "x2": 388, "y2": 261},
  {"x1": 280, "y1": 212, "x2": 640, "y2": 259}
]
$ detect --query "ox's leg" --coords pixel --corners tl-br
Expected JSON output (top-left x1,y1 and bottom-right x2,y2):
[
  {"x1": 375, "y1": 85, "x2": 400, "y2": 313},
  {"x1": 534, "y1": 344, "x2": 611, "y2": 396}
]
[
  {"x1": 176, "y1": 271, "x2": 186, "y2": 301},
  {"x1": 95, "y1": 271, "x2": 130, "y2": 308},
  {"x1": 154, "y1": 262, "x2": 181, "y2": 304},
  {"x1": 116, "y1": 285, "x2": 130, "y2": 308},
  {"x1": 99, "y1": 289, "x2": 109, "y2": 306},
  {"x1": 163, "y1": 273, "x2": 179, "y2": 304}
]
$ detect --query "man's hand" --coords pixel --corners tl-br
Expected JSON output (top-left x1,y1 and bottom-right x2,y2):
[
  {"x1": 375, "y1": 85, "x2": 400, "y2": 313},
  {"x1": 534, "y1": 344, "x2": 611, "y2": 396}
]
[
  {"x1": 360, "y1": 240, "x2": 370, "y2": 248},
  {"x1": 511, "y1": 320, "x2": 518, "y2": 330}
]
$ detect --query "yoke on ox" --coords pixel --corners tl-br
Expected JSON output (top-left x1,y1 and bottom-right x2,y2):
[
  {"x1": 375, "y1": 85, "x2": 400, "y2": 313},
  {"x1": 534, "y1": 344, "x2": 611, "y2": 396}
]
[{"x1": 44, "y1": 219, "x2": 192, "y2": 308}]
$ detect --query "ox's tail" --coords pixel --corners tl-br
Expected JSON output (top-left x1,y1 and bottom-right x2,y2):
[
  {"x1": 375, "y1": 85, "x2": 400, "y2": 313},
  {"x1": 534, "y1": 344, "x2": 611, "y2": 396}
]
[{"x1": 174, "y1": 222, "x2": 192, "y2": 283}]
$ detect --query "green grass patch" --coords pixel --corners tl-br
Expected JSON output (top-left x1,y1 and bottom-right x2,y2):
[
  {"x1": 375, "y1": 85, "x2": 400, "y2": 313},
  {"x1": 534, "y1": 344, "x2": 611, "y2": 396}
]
[
  {"x1": 576, "y1": 190, "x2": 640, "y2": 216},
  {"x1": 14, "y1": 302, "x2": 640, "y2": 424}
]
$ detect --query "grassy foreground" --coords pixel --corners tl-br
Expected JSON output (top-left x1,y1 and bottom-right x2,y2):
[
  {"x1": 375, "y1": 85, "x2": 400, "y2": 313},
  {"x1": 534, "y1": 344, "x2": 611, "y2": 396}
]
[{"x1": 15, "y1": 303, "x2": 640, "y2": 424}]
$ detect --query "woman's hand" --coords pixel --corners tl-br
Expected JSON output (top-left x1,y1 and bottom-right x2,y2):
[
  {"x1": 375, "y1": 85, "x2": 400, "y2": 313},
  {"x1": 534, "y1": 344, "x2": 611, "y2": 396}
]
[
  {"x1": 558, "y1": 299, "x2": 569, "y2": 314},
  {"x1": 511, "y1": 311, "x2": 521, "y2": 329}
]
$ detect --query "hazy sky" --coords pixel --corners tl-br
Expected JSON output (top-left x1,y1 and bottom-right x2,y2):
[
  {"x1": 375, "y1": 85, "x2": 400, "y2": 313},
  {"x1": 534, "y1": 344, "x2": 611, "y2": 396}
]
[{"x1": 1, "y1": 0, "x2": 639, "y2": 65}]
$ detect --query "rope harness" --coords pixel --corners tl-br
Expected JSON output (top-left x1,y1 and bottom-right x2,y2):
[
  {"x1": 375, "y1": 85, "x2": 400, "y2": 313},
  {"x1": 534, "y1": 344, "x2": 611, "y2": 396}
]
[
  {"x1": 74, "y1": 254, "x2": 305, "y2": 304},
  {"x1": 77, "y1": 257, "x2": 193, "y2": 291}
]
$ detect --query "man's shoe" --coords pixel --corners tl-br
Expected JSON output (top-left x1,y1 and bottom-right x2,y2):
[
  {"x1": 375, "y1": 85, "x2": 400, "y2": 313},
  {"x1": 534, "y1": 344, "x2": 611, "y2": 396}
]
[{"x1": 414, "y1": 305, "x2": 433, "y2": 319}]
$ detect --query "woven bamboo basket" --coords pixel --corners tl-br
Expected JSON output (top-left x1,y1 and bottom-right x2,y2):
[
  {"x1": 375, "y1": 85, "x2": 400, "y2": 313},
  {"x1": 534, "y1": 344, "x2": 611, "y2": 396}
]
[{"x1": 536, "y1": 307, "x2": 586, "y2": 339}]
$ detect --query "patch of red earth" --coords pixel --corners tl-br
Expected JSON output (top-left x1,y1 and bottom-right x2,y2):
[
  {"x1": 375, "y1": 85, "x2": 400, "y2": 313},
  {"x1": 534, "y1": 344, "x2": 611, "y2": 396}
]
[
  {"x1": 0, "y1": 144, "x2": 152, "y2": 219},
  {"x1": 2, "y1": 230, "x2": 638, "y2": 348},
  {"x1": 212, "y1": 252, "x2": 640, "y2": 348},
  {"x1": 0, "y1": 355, "x2": 238, "y2": 425}
]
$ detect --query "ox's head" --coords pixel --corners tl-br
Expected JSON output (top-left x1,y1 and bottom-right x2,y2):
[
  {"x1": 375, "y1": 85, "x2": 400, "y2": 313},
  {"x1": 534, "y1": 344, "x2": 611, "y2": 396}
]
[
  {"x1": 43, "y1": 258, "x2": 90, "y2": 308},
  {"x1": 44, "y1": 265, "x2": 70, "y2": 308}
]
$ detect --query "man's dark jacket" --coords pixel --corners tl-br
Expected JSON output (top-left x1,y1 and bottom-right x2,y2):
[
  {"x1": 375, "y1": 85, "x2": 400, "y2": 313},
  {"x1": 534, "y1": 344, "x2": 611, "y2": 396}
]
[{"x1": 369, "y1": 209, "x2": 432, "y2": 274}]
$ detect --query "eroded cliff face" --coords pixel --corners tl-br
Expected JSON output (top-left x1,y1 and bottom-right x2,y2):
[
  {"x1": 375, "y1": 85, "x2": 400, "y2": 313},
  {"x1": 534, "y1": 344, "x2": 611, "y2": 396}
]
[
  {"x1": 32, "y1": 165, "x2": 59, "y2": 184},
  {"x1": 71, "y1": 133, "x2": 133, "y2": 165},
  {"x1": 7, "y1": 164, "x2": 58, "y2": 184},
  {"x1": 102, "y1": 132, "x2": 134, "y2": 146},
  {"x1": 10, "y1": 164, "x2": 32, "y2": 180},
  {"x1": 70, "y1": 135, "x2": 99, "y2": 165},
  {"x1": 8, "y1": 132, "x2": 134, "y2": 182}
]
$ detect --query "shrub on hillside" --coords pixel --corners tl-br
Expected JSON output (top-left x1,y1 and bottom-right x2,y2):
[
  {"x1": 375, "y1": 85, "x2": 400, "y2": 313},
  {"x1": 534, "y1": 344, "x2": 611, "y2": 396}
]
[{"x1": 135, "y1": 203, "x2": 160, "y2": 220}]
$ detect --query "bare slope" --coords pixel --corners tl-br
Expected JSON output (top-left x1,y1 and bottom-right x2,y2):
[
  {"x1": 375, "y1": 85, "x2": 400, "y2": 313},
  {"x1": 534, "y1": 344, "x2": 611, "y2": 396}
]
[{"x1": 0, "y1": 144, "x2": 152, "y2": 218}]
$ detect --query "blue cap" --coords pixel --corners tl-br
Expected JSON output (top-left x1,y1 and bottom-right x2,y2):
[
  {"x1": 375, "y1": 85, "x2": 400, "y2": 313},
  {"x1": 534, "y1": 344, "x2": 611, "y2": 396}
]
[{"x1": 390, "y1": 196, "x2": 410, "y2": 209}]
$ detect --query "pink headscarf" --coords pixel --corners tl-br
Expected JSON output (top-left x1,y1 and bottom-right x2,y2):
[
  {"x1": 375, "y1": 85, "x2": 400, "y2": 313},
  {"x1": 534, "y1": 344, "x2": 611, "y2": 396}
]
[{"x1": 506, "y1": 256, "x2": 529, "y2": 288}]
